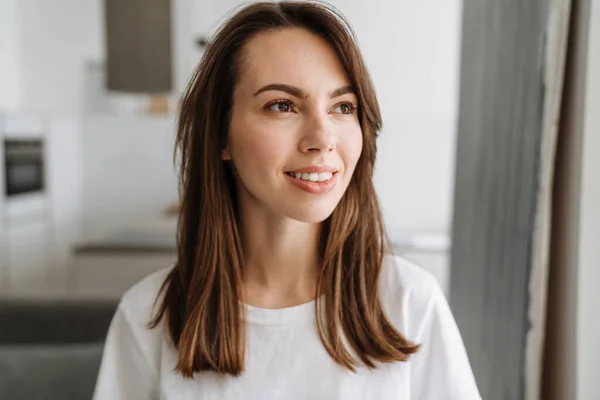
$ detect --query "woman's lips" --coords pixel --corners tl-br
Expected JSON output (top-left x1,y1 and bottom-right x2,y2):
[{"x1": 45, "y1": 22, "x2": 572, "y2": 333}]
[
  {"x1": 286, "y1": 165, "x2": 338, "y2": 174},
  {"x1": 285, "y1": 171, "x2": 338, "y2": 194}
]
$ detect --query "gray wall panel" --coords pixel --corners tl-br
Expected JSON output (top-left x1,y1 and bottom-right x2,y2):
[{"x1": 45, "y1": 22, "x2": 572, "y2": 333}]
[{"x1": 450, "y1": 0, "x2": 550, "y2": 399}]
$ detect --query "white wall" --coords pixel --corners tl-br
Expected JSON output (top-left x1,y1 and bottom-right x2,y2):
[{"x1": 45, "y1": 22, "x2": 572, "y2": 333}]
[
  {"x1": 15, "y1": 0, "x2": 104, "y2": 114},
  {"x1": 0, "y1": 0, "x2": 21, "y2": 110},
  {"x1": 375, "y1": 118, "x2": 456, "y2": 236},
  {"x1": 80, "y1": 116, "x2": 179, "y2": 241},
  {"x1": 172, "y1": 0, "x2": 194, "y2": 94},
  {"x1": 577, "y1": 0, "x2": 600, "y2": 396}
]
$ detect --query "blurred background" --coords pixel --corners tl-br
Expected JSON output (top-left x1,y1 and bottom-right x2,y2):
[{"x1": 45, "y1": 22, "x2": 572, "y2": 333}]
[
  {"x1": 0, "y1": 0, "x2": 460, "y2": 296},
  {"x1": 0, "y1": 0, "x2": 598, "y2": 399}
]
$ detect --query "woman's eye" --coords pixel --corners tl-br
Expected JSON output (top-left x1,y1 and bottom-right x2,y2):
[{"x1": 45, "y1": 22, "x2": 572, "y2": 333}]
[
  {"x1": 266, "y1": 100, "x2": 293, "y2": 113},
  {"x1": 332, "y1": 102, "x2": 356, "y2": 115}
]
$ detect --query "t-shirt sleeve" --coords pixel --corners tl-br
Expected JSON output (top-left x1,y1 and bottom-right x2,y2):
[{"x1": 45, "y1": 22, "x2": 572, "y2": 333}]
[
  {"x1": 409, "y1": 281, "x2": 482, "y2": 400},
  {"x1": 92, "y1": 306, "x2": 160, "y2": 400}
]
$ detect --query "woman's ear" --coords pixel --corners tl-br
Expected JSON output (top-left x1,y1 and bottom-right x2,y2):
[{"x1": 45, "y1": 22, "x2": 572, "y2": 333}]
[{"x1": 222, "y1": 146, "x2": 231, "y2": 160}]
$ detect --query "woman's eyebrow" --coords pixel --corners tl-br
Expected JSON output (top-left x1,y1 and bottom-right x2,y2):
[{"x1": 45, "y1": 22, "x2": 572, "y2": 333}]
[
  {"x1": 253, "y1": 84, "x2": 308, "y2": 98},
  {"x1": 253, "y1": 84, "x2": 355, "y2": 99},
  {"x1": 329, "y1": 86, "x2": 355, "y2": 98}
]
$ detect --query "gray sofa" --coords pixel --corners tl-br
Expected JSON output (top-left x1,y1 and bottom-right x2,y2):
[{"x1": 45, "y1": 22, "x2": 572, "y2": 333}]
[{"x1": 0, "y1": 299, "x2": 118, "y2": 400}]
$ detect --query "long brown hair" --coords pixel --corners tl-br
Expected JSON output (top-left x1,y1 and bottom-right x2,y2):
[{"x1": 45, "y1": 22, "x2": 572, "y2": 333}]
[{"x1": 150, "y1": 1, "x2": 419, "y2": 378}]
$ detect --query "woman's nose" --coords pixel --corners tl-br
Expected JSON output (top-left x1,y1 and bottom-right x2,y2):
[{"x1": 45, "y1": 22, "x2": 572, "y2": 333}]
[{"x1": 298, "y1": 113, "x2": 335, "y2": 153}]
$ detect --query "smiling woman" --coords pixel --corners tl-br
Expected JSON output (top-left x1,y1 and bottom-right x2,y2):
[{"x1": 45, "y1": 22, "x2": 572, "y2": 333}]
[
  {"x1": 224, "y1": 27, "x2": 363, "y2": 223},
  {"x1": 92, "y1": 2, "x2": 481, "y2": 399}
]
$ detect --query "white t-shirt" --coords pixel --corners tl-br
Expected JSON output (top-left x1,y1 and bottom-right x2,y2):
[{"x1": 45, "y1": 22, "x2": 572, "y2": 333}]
[{"x1": 93, "y1": 255, "x2": 481, "y2": 399}]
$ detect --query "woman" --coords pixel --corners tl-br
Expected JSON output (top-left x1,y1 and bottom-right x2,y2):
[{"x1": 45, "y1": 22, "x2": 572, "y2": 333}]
[{"x1": 93, "y1": 2, "x2": 481, "y2": 399}]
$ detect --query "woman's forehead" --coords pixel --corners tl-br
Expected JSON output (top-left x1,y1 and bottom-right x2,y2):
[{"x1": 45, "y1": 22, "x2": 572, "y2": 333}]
[{"x1": 236, "y1": 28, "x2": 350, "y2": 94}]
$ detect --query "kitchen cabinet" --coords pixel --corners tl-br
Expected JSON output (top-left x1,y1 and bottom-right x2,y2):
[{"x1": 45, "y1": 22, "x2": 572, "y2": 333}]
[
  {"x1": 0, "y1": 113, "x2": 67, "y2": 296},
  {"x1": 6, "y1": 219, "x2": 50, "y2": 292}
]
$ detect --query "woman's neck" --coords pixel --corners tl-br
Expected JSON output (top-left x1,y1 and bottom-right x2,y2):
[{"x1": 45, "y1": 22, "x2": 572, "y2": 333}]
[{"x1": 239, "y1": 211, "x2": 321, "y2": 309}]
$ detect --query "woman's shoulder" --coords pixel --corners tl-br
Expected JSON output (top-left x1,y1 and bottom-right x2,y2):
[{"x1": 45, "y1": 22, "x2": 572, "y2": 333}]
[
  {"x1": 117, "y1": 265, "x2": 174, "y2": 329},
  {"x1": 379, "y1": 254, "x2": 446, "y2": 338},
  {"x1": 380, "y1": 254, "x2": 441, "y2": 298}
]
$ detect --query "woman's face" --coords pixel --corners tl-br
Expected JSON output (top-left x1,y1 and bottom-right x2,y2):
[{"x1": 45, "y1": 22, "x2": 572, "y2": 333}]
[{"x1": 225, "y1": 28, "x2": 363, "y2": 223}]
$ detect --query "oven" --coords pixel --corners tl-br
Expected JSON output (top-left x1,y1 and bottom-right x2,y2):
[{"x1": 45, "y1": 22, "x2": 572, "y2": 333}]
[{"x1": 3, "y1": 139, "x2": 45, "y2": 198}]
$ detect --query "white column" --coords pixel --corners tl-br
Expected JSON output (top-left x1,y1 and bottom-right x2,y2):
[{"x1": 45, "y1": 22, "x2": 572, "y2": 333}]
[{"x1": 0, "y1": 0, "x2": 21, "y2": 110}]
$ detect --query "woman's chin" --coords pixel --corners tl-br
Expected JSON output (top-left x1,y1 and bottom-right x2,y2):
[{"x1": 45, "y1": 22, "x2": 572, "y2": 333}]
[{"x1": 282, "y1": 205, "x2": 337, "y2": 224}]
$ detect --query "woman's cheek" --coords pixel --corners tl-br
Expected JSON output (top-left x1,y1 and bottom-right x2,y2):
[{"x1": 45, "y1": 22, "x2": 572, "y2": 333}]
[{"x1": 341, "y1": 126, "x2": 364, "y2": 167}]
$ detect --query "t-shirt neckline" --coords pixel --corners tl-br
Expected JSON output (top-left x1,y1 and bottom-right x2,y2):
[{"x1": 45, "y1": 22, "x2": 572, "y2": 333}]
[{"x1": 243, "y1": 297, "x2": 320, "y2": 326}]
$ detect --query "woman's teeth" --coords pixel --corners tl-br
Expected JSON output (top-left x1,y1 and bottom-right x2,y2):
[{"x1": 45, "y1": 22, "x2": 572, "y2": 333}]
[{"x1": 290, "y1": 171, "x2": 333, "y2": 182}]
